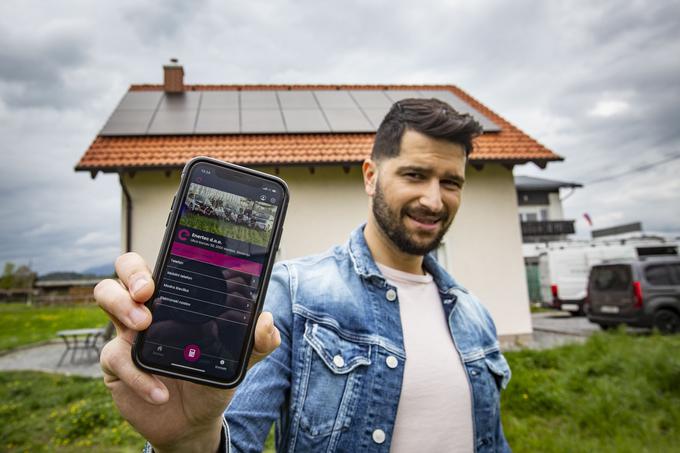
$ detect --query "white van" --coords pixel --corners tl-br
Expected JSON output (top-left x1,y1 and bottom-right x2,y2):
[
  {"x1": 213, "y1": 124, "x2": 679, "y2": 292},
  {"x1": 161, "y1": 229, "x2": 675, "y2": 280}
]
[{"x1": 538, "y1": 239, "x2": 677, "y2": 315}]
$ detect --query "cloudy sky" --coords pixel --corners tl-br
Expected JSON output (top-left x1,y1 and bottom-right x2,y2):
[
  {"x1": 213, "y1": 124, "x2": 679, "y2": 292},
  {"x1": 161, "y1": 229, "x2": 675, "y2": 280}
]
[{"x1": 1, "y1": 0, "x2": 679, "y2": 274}]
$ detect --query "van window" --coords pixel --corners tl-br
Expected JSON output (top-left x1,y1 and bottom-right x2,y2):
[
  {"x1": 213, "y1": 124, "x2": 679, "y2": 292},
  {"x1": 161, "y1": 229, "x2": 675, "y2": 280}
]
[
  {"x1": 672, "y1": 264, "x2": 680, "y2": 285},
  {"x1": 592, "y1": 266, "x2": 631, "y2": 291},
  {"x1": 645, "y1": 265, "x2": 673, "y2": 286}
]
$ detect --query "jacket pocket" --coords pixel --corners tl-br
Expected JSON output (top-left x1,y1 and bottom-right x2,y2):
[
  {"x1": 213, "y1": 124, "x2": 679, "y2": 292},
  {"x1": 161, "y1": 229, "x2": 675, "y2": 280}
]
[
  {"x1": 484, "y1": 350, "x2": 511, "y2": 390},
  {"x1": 298, "y1": 319, "x2": 371, "y2": 438}
]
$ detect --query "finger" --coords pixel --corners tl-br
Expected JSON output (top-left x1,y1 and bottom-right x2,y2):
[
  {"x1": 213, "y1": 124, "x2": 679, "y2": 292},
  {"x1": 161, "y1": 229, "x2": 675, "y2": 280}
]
[
  {"x1": 100, "y1": 338, "x2": 169, "y2": 405},
  {"x1": 115, "y1": 252, "x2": 155, "y2": 302},
  {"x1": 94, "y1": 278, "x2": 152, "y2": 338},
  {"x1": 248, "y1": 311, "x2": 281, "y2": 368}
]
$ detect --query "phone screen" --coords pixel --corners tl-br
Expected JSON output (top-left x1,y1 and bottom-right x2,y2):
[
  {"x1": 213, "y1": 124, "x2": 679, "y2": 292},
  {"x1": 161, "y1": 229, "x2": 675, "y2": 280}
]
[{"x1": 137, "y1": 161, "x2": 285, "y2": 384}]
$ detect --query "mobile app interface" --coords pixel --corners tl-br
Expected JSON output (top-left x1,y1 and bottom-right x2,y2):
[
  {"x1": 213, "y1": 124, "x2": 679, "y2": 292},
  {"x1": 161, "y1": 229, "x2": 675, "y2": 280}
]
[{"x1": 141, "y1": 166, "x2": 281, "y2": 381}]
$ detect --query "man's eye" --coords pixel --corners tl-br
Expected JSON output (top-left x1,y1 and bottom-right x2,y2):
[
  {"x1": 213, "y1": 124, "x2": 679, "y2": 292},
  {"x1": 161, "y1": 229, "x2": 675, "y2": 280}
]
[
  {"x1": 405, "y1": 173, "x2": 424, "y2": 180},
  {"x1": 442, "y1": 180, "x2": 462, "y2": 188}
]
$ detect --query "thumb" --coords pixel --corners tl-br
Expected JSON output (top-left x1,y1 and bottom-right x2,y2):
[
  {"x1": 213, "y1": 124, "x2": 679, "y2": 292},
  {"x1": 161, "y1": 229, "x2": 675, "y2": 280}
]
[{"x1": 248, "y1": 311, "x2": 281, "y2": 369}]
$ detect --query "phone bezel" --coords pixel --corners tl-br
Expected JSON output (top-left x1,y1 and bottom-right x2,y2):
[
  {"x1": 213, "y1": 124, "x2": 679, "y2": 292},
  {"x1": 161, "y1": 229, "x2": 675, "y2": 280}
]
[{"x1": 131, "y1": 156, "x2": 289, "y2": 389}]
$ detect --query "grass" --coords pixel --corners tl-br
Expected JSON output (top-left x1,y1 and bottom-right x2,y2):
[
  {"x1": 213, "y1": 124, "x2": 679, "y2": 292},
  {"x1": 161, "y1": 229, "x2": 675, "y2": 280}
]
[
  {"x1": 0, "y1": 371, "x2": 142, "y2": 452},
  {"x1": 0, "y1": 369, "x2": 276, "y2": 452},
  {"x1": 0, "y1": 303, "x2": 108, "y2": 352},
  {"x1": 501, "y1": 330, "x2": 680, "y2": 452},
  {"x1": 179, "y1": 212, "x2": 270, "y2": 247}
]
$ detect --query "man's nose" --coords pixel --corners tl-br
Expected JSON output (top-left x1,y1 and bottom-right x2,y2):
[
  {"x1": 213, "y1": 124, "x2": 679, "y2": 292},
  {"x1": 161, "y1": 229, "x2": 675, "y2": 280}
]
[{"x1": 419, "y1": 180, "x2": 444, "y2": 212}]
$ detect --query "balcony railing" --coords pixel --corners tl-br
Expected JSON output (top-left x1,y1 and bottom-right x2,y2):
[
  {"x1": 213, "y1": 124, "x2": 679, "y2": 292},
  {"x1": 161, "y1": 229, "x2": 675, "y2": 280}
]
[{"x1": 521, "y1": 220, "x2": 575, "y2": 236}]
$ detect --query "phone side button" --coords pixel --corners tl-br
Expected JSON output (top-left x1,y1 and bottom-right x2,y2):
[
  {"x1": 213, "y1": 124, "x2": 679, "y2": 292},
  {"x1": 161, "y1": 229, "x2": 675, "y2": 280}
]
[{"x1": 165, "y1": 211, "x2": 171, "y2": 227}]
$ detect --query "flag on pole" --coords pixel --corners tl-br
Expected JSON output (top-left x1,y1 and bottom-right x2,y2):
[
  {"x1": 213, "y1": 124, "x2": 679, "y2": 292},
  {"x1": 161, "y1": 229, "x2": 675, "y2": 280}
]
[{"x1": 583, "y1": 213, "x2": 593, "y2": 226}]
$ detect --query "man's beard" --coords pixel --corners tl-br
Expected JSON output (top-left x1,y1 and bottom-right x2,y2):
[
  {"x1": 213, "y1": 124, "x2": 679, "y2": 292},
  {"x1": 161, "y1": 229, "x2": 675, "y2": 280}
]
[{"x1": 372, "y1": 181, "x2": 453, "y2": 256}]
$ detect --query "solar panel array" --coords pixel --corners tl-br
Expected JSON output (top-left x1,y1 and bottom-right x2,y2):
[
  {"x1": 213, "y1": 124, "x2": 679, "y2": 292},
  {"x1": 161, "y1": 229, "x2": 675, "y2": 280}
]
[{"x1": 100, "y1": 89, "x2": 501, "y2": 136}]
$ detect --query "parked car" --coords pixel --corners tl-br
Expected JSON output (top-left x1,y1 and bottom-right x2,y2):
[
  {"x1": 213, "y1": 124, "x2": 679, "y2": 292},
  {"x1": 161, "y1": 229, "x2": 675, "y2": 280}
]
[
  {"x1": 538, "y1": 241, "x2": 677, "y2": 316},
  {"x1": 586, "y1": 257, "x2": 680, "y2": 333}
]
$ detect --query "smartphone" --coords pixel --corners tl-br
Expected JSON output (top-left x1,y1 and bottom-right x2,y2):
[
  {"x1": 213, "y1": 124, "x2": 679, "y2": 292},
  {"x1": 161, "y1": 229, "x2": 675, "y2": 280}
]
[{"x1": 132, "y1": 156, "x2": 288, "y2": 388}]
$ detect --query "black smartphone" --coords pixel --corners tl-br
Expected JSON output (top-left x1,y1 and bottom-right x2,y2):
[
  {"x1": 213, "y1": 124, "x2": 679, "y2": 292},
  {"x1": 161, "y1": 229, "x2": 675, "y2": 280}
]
[{"x1": 132, "y1": 156, "x2": 288, "y2": 388}]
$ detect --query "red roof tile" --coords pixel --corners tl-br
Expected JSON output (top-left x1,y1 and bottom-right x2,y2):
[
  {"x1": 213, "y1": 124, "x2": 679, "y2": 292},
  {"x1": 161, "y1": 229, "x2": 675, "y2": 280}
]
[{"x1": 76, "y1": 85, "x2": 561, "y2": 172}]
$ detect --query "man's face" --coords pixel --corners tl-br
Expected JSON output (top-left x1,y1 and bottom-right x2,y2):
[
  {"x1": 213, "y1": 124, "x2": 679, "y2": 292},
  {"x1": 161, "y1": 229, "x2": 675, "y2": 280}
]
[{"x1": 367, "y1": 129, "x2": 467, "y2": 256}]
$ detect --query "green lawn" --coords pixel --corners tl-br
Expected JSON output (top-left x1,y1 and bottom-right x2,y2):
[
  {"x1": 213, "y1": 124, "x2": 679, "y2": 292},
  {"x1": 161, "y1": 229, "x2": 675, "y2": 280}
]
[
  {"x1": 0, "y1": 302, "x2": 108, "y2": 352},
  {"x1": 502, "y1": 331, "x2": 680, "y2": 452},
  {"x1": 0, "y1": 371, "x2": 143, "y2": 452}
]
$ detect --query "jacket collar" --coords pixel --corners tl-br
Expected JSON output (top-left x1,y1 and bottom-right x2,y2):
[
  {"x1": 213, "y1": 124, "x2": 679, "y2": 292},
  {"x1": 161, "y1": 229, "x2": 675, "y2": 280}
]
[{"x1": 348, "y1": 223, "x2": 467, "y2": 294}]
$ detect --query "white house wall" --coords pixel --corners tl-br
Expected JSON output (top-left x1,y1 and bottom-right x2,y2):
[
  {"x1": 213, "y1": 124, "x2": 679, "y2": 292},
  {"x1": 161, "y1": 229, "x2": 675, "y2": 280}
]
[
  {"x1": 121, "y1": 163, "x2": 531, "y2": 339},
  {"x1": 446, "y1": 165, "x2": 532, "y2": 338},
  {"x1": 548, "y1": 192, "x2": 564, "y2": 220}
]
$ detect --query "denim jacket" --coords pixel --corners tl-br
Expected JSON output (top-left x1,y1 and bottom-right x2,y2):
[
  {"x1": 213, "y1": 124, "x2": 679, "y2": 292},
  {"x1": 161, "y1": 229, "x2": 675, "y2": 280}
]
[{"x1": 145, "y1": 224, "x2": 512, "y2": 452}]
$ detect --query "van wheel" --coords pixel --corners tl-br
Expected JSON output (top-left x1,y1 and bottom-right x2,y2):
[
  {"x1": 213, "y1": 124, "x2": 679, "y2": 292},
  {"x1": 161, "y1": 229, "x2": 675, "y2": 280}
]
[
  {"x1": 599, "y1": 324, "x2": 614, "y2": 331},
  {"x1": 653, "y1": 309, "x2": 680, "y2": 334}
]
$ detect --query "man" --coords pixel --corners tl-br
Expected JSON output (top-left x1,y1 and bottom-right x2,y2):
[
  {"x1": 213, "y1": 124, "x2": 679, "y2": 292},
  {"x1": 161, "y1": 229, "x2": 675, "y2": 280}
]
[{"x1": 95, "y1": 98, "x2": 512, "y2": 452}]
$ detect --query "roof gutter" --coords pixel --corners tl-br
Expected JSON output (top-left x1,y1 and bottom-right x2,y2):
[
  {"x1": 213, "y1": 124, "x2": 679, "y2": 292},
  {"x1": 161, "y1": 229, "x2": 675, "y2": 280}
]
[{"x1": 118, "y1": 173, "x2": 132, "y2": 253}]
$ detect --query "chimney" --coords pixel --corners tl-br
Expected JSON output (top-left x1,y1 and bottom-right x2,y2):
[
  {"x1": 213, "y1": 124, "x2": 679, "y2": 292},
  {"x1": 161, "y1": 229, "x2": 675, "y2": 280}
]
[{"x1": 163, "y1": 58, "x2": 184, "y2": 93}]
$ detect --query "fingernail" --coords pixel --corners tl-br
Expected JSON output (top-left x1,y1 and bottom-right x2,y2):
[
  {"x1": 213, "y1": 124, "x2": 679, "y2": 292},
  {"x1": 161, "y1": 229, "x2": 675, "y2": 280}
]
[
  {"x1": 150, "y1": 387, "x2": 166, "y2": 403},
  {"x1": 129, "y1": 307, "x2": 147, "y2": 326},
  {"x1": 130, "y1": 276, "x2": 149, "y2": 295}
]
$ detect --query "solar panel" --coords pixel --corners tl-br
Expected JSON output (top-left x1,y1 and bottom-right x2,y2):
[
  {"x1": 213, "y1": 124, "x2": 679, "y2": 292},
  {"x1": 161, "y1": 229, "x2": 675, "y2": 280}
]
[
  {"x1": 277, "y1": 91, "x2": 318, "y2": 109},
  {"x1": 241, "y1": 109, "x2": 285, "y2": 133},
  {"x1": 117, "y1": 91, "x2": 163, "y2": 110},
  {"x1": 195, "y1": 109, "x2": 240, "y2": 134},
  {"x1": 362, "y1": 108, "x2": 390, "y2": 128},
  {"x1": 422, "y1": 90, "x2": 501, "y2": 132},
  {"x1": 282, "y1": 109, "x2": 330, "y2": 132},
  {"x1": 148, "y1": 110, "x2": 198, "y2": 134},
  {"x1": 314, "y1": 91, "x2": 356, "y2": 109},
  {"x1": 384, "y1": 90, "x2": 424, "y2": 102},
  {"x1": 100, "y1": 87, "x2": 500, "y2": 136},
  {"x1": 100, "y1": 109, "x2": 155, "y2": 135},
  {"x1": 201, "y1": 92, "x2": 239, "y2": 109},
  {"x1": 350, "y1": 90, "x2": 393, "y2": 109},
  {"x1": 158, "y1": 92, "x2": 201, "y2": 110},
  {"x1": 324, "y1": 108, "x2": 373, "y2": 132},
  {"x1": 241, "y1": 91, "x2": 278, "y2": 110}
]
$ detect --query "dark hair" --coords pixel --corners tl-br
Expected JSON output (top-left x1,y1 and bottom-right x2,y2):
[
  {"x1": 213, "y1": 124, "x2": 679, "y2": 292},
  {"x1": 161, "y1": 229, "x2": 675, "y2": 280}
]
[{"x1": 371, "y1": 98, "x2": 483, "y2": 160}]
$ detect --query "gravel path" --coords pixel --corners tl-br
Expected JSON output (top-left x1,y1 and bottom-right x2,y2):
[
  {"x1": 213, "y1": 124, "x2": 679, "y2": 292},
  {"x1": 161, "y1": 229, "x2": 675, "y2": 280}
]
[{"x1": 0, "y1": 341, "x2": 102, "y2": 377}]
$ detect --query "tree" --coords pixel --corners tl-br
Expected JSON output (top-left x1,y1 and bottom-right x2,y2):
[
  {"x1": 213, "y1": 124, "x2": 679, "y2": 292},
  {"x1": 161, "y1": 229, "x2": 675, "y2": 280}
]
[{"x1": 0, "y1": 262, "x2": 15, "y2": 289}]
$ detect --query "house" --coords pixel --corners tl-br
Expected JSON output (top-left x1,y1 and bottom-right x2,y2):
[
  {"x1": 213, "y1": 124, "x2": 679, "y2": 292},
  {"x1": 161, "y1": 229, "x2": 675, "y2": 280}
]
[
  {"x1": 75, "y1": 61, "x2": 562, "y2": 343},
  {"x1": 515, "y1": 175, "x2": 582, "y2": 302},
  {"x1": 515, "y1": 175, "x2": 582, "y2": 243},
  {"x1": 33, "y1": 278, "x2": 102, "y2": 304}
]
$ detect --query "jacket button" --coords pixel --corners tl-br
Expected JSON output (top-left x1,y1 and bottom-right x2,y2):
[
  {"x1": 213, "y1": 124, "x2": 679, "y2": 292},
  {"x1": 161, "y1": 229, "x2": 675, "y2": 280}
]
[
  {"x1": 385, "y1": 289, "x2": 397, "y2": 301},
  {"x1": 333, "y1": 355, "x2": 345, "y2": 368},
  {"x1": 386, "y1": 356, "x2": 398, "y2": 368},
  {"x1": 372, "y1": 429, "x2": 386, "y2": 444}
]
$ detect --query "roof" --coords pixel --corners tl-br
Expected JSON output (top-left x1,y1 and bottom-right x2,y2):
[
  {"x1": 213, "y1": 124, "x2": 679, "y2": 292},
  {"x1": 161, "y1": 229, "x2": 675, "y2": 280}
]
[
  {"x1": 76, "y1": 84, "x2": 562, "y2": 173},
  {"x1": 514, "y1": 175, "x2": 582, "y2": 191},
  {"x1": 34, "y1": 279, "x2": 103, "y2": 287}
]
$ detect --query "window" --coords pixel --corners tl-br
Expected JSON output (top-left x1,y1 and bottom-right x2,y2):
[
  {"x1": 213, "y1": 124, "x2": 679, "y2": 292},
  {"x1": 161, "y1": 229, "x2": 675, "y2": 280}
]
[
  {"x1": 592, "y1": 266, "x2": 631, "y2": 291},
  {"x1": 671, "y1": 264, "x2": 680, "y2": 284},
  {"x1": 540, "y1": 209, "x2": 549, "y2": 221},
  {"x1": 525, "y1": 213, "x2": 538, "y2": 222},
  {"x1": 645, "y1": 265, "x2": 673, "y2": 286}
]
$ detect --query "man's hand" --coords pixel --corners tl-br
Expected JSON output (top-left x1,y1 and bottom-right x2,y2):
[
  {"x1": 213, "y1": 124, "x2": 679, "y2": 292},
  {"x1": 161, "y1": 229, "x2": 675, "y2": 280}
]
[{"x1": 94, "y1": 252, "x2": 281, "y2": 453}]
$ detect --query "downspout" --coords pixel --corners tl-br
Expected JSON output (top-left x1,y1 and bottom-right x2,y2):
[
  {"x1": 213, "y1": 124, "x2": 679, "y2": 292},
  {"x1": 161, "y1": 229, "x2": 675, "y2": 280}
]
[{"x1": 119, "y1": 173, "x2": 132, "y2": 253}]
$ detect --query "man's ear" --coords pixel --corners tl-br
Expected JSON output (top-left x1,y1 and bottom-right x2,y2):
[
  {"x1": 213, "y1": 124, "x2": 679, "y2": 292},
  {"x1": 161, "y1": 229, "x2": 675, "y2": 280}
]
[{"x1": 362, "y1": 159, "x2": 378, "y2": 197}]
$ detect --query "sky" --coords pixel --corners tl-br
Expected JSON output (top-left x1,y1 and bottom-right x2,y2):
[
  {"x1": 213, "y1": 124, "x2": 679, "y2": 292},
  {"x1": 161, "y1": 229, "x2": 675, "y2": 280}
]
[{"x1": 1, "y1": 0, "x2": 679, "y2": 274}]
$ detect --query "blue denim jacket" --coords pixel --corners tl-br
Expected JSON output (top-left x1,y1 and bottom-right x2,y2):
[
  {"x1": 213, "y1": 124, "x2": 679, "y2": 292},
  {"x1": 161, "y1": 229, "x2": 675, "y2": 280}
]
[{"x1": 214, "y1": 225, "x2": 513, "y2": 452}]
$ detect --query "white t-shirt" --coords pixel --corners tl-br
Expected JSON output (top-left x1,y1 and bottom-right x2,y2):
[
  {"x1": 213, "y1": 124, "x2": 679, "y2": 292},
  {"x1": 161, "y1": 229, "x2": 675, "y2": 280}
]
[{"x1": 377, "y1": 263, "x2": 474, "y2": 453}]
